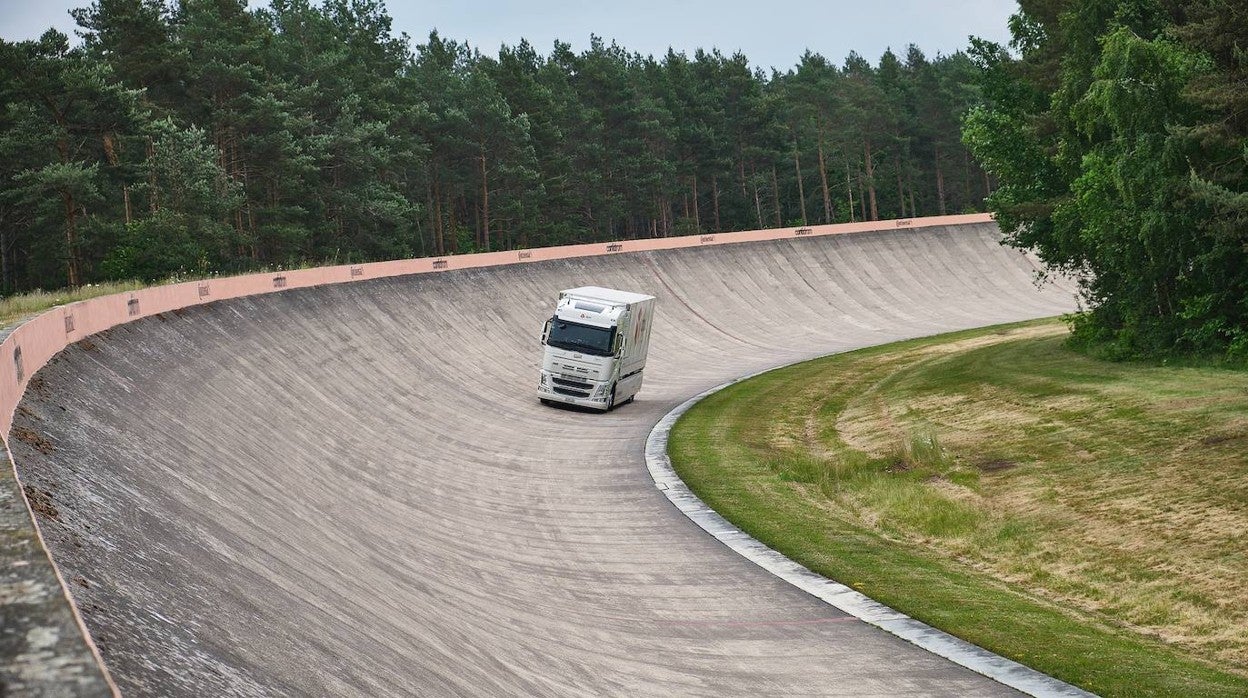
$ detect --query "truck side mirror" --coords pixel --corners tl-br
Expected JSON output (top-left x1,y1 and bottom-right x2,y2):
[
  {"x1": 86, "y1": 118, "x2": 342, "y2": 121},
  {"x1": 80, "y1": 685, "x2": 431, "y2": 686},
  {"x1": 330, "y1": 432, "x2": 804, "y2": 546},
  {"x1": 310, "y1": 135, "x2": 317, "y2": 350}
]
[
  {"x1": 542, "y1": 319, "x2": 552, "y2": 346},
  {"x1": 613, "y1": 333, "x2": 624, "y2": 356}
]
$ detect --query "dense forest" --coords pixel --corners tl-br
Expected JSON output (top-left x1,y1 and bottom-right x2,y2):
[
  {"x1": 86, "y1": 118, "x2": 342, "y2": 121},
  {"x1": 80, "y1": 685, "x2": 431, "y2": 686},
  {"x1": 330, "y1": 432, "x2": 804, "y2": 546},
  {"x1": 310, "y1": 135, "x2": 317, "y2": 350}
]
[
  {"x1": 964, "y1": 0, "x2": 1248, "y2": 359},
  {"x1": 0, "y1": 0, "x2": 993, "y2": 294}
]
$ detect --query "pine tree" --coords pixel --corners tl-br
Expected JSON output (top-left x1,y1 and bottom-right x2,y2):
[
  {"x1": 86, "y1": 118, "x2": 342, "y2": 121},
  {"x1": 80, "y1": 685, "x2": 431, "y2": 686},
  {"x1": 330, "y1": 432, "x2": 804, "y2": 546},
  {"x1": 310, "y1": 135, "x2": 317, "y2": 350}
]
[{"x1": 0, "y1": 30, "x2": 147, "y2": 287}]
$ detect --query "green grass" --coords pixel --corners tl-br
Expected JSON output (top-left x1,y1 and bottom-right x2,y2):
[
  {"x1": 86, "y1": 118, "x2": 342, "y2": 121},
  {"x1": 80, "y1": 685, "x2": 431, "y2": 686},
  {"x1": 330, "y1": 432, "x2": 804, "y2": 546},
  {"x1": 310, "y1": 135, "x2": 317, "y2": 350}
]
[
  {"x1": 669, "y1": 318, "x2": 1248, "y2": 697},
  {"x1": 0, "y1": 260, "x2": 326, "y2": 329},
  {"x1": 0, "y1": 282, "x2": 147, "y2": 328},
  {"x1": 0, "y1": 253, "x2": 352, "y2": 330}
]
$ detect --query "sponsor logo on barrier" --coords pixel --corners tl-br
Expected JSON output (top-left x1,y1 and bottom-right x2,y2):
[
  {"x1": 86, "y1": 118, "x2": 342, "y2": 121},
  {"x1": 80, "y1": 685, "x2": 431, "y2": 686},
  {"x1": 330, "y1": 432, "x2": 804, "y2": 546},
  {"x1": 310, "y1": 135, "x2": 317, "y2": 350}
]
[
  {"x1": 700, "y1": 235, "x2": 715, "y2": 244},
  {"x1": 127, "y1": 298, "x2": 140, "y2": 316},
  {"x1": 64, "y1": 315, "x2": 75, "y2": 333},
  {"x1": 795, "y1": 227, "x2": 813, "y2": 236},
  {"x1": 896, "y1": 219, "x2": 913, "y2": 227},
  {"x1": 606, "y1": 243, "x2": 624, "y2": 252},
  {"x1": 13, "y1": 346, "x2": 23, "y2": 381},
  {"x1": 432, "y1": 259, "x2": 448, "y2": 270},
  {"x1": 350, "y1": 266, "x2": 364, "y2": 278},
  {"x1": 198, "y1": 283, "x2": 210, "y2": 298},
  {"x1": 518, "y1": 251, "x2": 532, "y2": 260},
  {"x1": 273, "y1": 275, "x2": 287, "y2": 288}
]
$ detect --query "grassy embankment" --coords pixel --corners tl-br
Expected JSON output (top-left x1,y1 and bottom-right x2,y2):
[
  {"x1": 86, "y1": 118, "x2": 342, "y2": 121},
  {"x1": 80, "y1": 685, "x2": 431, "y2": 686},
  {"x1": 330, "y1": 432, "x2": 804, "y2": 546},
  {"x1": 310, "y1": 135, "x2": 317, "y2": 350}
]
[
  {"x1": 669, "y1": 318, "x2": 1248, "y2": 697},
  {"x1": 0, "y1": 282, "x2": 147, "y2": 329},
  {"x1": 0, "y1": 258, "x2": 387, "y2": 330}
]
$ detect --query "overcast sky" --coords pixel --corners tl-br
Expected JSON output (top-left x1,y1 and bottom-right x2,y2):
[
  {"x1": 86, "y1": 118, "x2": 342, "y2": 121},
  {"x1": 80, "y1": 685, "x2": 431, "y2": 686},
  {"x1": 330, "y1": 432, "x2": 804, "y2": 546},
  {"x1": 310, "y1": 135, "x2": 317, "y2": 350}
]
[{"x1": 0, "y1": 0, "x2": 1019, "y2": 71}]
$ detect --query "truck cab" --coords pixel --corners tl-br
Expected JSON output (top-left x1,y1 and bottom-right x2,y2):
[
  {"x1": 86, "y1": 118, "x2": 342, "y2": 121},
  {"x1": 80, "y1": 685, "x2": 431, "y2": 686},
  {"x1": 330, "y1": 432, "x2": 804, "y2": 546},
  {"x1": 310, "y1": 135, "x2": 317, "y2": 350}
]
[{"x1": 538, "y1": 286, "x2": 655, "y2": 411}]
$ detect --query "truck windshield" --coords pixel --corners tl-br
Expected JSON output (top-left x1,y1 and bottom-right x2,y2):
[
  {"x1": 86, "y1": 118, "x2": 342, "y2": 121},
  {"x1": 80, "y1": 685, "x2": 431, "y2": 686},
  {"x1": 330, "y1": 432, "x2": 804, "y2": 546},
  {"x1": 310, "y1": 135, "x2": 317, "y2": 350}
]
[{"x1": 547, "y1": 318, "x2": 614, "y2": 356}]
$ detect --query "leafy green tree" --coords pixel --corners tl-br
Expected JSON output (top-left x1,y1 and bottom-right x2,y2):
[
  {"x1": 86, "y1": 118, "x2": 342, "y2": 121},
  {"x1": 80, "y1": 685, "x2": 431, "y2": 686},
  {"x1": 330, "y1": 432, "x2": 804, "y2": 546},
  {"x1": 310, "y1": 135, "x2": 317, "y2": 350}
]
[
  {"x1": 460, "y1": 58, "x2": 537, "y2": 251},
  {"x1": 1065, "y1": 28, "x2": 1212, "y2": 353},
  {"x1": 101, "y1": 120, "x2": 240, "y2": 280},
  {"x1": 0, "y1": 0, "x2": 998, "y2": 294},
  {"x1": 965, "y1": 0, "x2": 1248, "y2": 359},
  {"x1": 786, "y1": 51, "x2": 845, "y2": 223},
  {"x1": 1172, "y1": 0, "x2": 1248, "y2": 356},
  {"x1": 72, "y1": 0, "x2": 186, "y2": 109},
  {"x1": 488, "y1": 40, "x2": 569, "y2": 247},
  {"x1": 267, "y1": 0, "x2": 419, "y2": 261},
  {"x1": 0, "y1": 30, "x2": 146, "y2": 287},
  {"x1": 685, "y1": 50, "x2": 737, "y2": 231},
  {"x1": 410, "y1": 30, "x2": 474, "y2": 255}
]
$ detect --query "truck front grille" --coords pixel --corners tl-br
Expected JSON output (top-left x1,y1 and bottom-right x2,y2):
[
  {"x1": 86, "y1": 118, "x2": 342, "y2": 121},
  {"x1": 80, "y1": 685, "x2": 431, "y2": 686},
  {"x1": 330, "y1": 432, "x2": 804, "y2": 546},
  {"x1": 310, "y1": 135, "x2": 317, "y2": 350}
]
[{"x1": 552, "y1": 375, "x2": 593, "y2": 398}]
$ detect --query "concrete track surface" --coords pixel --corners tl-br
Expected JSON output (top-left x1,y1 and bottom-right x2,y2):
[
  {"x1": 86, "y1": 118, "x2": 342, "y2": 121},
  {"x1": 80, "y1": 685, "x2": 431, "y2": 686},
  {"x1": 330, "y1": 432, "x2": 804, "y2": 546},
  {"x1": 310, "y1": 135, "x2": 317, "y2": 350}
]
[{"x1": 12, "y1": 223, "x2": 1077, "y2": 696}]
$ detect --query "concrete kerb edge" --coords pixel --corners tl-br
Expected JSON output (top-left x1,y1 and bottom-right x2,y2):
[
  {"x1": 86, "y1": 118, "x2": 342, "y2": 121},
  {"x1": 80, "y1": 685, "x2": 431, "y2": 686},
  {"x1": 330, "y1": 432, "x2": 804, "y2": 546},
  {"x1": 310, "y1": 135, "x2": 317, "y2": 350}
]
[{"x1": 644, "y1": 370, "x2": 1096, "y2": 698}]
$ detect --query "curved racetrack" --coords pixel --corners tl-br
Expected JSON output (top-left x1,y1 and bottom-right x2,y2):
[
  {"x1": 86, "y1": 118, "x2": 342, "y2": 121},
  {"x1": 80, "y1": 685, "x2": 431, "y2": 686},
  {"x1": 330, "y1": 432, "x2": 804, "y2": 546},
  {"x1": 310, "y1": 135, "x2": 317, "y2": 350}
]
[{"x1": 12, "y1": 223, "x2": 1077, "y2": 696}]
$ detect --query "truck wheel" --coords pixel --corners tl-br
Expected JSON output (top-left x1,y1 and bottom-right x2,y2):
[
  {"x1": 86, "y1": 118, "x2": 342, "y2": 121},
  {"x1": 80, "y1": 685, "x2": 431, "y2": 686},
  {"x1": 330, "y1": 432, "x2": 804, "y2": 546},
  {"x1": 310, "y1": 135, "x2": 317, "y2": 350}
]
[
  {"x1": 540, "y1": 398, "x2": 552, "y2": 406},
  {"x1": 606, "y1": 385, "x2": 616, "y2": 411}
]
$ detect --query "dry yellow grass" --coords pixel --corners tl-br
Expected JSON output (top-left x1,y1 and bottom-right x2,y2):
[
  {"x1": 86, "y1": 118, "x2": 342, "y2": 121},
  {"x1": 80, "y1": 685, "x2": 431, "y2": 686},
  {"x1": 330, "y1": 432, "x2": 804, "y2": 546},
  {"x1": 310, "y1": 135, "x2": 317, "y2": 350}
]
[
  {"x1": 671, "y1": 319, "x2": 1248, "y2": 695},
  {"x1": 803, "y1": 323, "x2": 1248, "y2": 668}
]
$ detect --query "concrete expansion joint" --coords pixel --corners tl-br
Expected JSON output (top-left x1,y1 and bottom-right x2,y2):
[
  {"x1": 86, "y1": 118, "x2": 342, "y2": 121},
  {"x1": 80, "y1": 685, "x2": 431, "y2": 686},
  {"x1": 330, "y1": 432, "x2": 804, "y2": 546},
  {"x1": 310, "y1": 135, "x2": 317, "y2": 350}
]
[{"x1": 645, "y1": 371, "x2": 1096, "y2": 698}]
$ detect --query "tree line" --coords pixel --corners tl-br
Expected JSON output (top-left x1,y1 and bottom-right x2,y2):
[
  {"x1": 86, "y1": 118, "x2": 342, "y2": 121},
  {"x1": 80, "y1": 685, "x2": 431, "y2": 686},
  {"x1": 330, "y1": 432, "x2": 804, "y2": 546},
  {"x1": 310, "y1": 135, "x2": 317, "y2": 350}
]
[
  {"x1": 964, "y1": 0, "x2": 1248, "y2": 360},
  {"x1": 0, "y1": 0, "x2": 993, "y2": 294}
]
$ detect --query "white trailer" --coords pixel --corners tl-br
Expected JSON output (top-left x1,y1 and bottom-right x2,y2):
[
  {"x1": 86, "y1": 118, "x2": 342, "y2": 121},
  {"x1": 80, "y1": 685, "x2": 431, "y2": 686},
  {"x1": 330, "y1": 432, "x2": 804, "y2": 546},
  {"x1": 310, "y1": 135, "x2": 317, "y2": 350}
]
[{"x1": 537, "y1": 286, "x2": 656, "y2": 411}]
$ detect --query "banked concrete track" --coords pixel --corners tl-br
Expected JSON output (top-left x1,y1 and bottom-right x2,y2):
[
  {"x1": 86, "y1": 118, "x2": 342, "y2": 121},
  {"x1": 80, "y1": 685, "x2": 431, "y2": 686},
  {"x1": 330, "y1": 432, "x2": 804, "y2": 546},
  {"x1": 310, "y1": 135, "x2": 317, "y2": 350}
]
[{"x1": 9, "y1": 219, "x2": 1077, "y2": 696}]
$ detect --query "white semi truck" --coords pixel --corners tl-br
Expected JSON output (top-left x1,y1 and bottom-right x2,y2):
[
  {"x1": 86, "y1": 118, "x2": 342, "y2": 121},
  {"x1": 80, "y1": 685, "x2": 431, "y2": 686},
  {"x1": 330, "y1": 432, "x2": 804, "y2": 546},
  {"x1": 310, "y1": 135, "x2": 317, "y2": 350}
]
[{"x1": 538, "y1": 286, "x2": 656, "y2": 411}]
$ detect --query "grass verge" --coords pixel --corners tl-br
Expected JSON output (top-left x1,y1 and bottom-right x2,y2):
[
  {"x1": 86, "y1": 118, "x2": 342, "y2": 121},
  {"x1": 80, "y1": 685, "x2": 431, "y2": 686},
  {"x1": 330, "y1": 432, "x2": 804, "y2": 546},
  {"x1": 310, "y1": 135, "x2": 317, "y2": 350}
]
[
  {"x1": 0, "y1": 282, "x2": 147, "y2": 328},
  {"x1": 669, "y1": 318, "x2": 1248, "y2": 697}
]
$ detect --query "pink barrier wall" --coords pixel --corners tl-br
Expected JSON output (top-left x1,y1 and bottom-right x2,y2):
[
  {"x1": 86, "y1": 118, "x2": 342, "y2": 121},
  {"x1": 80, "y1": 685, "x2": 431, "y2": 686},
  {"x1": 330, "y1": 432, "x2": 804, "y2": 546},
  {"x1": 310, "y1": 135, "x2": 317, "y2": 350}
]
[{"x1": 1, "y1": 212, "x2": 989, "y2": 440}]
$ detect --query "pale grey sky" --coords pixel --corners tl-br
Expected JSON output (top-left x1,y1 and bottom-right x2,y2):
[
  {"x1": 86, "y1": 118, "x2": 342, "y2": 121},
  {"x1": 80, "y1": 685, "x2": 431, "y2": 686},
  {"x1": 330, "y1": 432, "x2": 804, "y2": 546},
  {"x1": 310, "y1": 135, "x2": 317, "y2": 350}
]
[{"x1": 0, "y1": 0, "x2": 1019, "y2": 71}]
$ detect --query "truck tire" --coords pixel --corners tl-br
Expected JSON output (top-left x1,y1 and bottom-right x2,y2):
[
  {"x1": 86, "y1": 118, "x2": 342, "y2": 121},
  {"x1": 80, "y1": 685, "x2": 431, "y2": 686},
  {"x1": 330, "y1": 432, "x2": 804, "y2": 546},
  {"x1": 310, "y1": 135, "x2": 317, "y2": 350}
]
[
  {"x1": 606, "y1": 385, "x2": 616, "y2": 411},
  {"x1": 540, "y1": 398, "x2": 552, "y2": 406}
]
